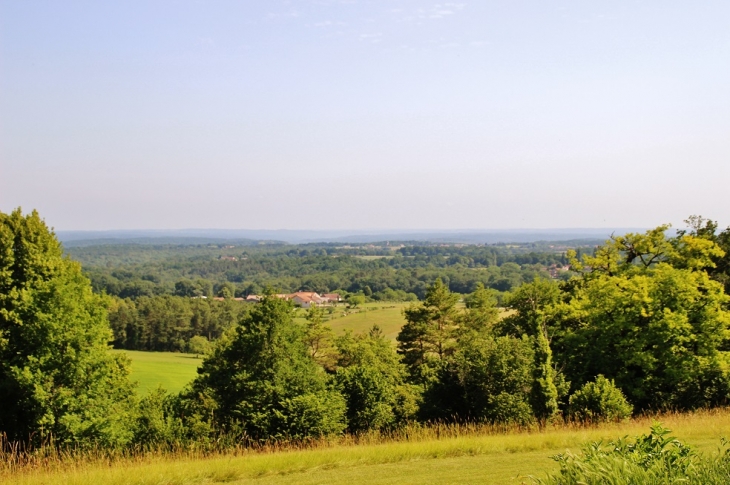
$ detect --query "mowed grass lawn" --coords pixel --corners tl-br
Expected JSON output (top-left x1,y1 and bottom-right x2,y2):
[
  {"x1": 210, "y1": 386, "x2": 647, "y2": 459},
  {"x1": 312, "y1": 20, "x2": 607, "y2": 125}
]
[
  {"x1": 112, "y1": 349, "x2": 202, "y2": 394},
  {"x1": 7, "y1": 410, "x2": 730, "y2": 485}
]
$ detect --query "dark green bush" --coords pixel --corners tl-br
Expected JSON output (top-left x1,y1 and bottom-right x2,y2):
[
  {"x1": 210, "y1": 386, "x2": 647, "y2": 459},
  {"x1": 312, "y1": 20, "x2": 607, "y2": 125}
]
[{"x1": 568, "y1": 375, "x2": 632, "y2": 423}]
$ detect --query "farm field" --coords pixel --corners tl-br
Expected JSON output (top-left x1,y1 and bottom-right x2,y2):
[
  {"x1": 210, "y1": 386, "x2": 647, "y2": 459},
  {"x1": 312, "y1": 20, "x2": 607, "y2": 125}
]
[
  {"x1": 324, "y1": 302, "x2": 411, "y2": 340},
  {"x1": 6, "y1": 410, "x2": 730, "y2": 485},
  {"x1": 112, "y1": 349, "x2": 202, "y2": 394}
]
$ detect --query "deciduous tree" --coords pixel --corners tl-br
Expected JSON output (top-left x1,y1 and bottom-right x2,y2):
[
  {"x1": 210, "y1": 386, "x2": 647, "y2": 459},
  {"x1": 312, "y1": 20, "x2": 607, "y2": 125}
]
[{"x1": 0, "y1": 209, "x2": 137, "y2": 446}]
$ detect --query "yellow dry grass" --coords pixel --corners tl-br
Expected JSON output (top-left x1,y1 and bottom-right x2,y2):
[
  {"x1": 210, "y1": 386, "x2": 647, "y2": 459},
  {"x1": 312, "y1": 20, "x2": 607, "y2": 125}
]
[{"x1": 4, "y1": 409, "x2": 730, "y2": 485}]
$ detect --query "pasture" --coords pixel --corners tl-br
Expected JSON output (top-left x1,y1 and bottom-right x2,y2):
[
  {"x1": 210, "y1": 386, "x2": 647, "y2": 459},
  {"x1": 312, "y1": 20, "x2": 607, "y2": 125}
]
[
  {"x1": 113, "y1": 349, "x2": 203, "y2": 394},
  {"x1": 5, "y1": 410, "x2": 730, "y2": 485},
  {"x1": 324, "y1": 302, "x2": 411, "y2": 340}
]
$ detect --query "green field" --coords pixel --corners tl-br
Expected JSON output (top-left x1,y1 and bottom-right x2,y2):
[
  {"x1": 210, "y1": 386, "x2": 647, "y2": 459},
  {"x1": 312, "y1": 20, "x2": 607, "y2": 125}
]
[
  {"x1": 113, "y1": 349, "x2": 203, "y2": 394},
  {"x1": 324, "y1": 302, "x2": 411, "y2": 340},
  {"x1": 6, "y1": 410, "x2": 730, "y2": 485}
]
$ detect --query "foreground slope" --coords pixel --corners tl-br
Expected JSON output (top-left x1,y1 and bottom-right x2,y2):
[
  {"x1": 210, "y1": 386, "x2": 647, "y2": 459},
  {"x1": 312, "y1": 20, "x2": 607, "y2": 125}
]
[{"x1": 5, "y1": 410, "x2": 730, "y2": 485}]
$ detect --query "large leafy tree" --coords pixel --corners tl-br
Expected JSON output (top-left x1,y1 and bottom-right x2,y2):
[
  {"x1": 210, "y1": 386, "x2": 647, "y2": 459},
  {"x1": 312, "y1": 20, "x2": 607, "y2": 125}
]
[
  {"x1": 0, "y1": 209, "x2": 137, "y2": 446},
  {"x1": 556, "y1": 225, "x2": 730, "y2": 411}
]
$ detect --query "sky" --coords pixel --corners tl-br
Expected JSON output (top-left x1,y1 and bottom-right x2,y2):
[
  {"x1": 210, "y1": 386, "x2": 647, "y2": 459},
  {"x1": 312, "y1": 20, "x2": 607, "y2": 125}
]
[{"x1": 1, "y1": 1, "x2": 729, "y2": 231}]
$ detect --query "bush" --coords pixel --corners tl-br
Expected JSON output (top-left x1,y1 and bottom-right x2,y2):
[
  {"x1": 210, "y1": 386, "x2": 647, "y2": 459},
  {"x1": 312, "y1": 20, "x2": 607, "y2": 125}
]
[
  {"x1": 187, "y1": 335, "x2": 212, "y2": 355},
  {"x1": 276, "y1": 392, "x2": 347, "y2": 439},
  {"x1": 534, "y1": 424, "x2": 730, "y2": 484},
  {"x1": 133, "y1": 387, "x2": 185, "y2": 447},
  {"x1": 568, "y1": 375, "x2": 632, "y2": 423},
  {"x1": 336, "y1": 366, "x2": 398, "y2": 432}
]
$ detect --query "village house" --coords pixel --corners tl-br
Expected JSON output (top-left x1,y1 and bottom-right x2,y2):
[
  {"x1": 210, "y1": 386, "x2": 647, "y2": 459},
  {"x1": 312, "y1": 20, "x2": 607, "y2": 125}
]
[{"x1": 243, "y1": 292, "x2": 342, "y2": 308}]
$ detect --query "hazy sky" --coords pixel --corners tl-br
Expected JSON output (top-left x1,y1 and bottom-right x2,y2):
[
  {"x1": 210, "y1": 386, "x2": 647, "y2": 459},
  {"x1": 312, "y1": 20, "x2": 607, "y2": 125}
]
[{"x1": 1, "y1": 1, "x2": 729, "y2": 230}]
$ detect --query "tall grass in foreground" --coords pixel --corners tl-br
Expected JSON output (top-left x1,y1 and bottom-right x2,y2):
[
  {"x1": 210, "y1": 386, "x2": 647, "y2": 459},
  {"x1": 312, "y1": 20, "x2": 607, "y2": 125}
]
[
  {"x1": 534, "y1": 423, "x2": 730, "y2": 484},
  {"x1": 4, "y1": 409, "x2": 730, "y2": 485}
]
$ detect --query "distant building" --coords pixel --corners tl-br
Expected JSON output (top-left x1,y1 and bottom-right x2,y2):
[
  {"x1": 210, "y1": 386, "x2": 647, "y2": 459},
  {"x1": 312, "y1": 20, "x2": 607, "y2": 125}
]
[
  {"x1": 243, "y1": 292, "x2": 342, "y2": 308},
  {"x1": 289, "y1": 292, "x2": 327, "y2": 308}
]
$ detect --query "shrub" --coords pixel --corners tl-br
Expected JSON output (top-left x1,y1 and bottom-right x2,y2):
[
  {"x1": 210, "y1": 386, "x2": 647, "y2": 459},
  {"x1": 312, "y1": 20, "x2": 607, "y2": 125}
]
[
  {"x1": 534, "y1": 424, "x2": 730, "y2": 484},
  {"x1": 187, "y1": 335, "x2": 212, "y2": 356},
  {"x1": 568, "y1": 375, "x2": 632, "y2": 423},
  {"x1": 133, "y1": 387, "x2": 185, "y2": 447}
]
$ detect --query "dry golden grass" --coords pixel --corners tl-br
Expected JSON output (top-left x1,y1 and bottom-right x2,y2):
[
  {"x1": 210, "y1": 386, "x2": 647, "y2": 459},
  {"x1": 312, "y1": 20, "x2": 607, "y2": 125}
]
[{"x1": 4, "y1": 409, "x2": 730, "y2": 485}]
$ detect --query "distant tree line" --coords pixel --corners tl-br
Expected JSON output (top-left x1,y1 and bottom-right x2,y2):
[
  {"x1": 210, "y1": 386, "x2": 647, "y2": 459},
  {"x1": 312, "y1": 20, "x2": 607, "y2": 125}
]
[
  {"x1": 70, "y1": 242, "x2": 577, "y2": 302},
  {"x1": 108, "y1": 296, "x2": 248, "y2": 352}
]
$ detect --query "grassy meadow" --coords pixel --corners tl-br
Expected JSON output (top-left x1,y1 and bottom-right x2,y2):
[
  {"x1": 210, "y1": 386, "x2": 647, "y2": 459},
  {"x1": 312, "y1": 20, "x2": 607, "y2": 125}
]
[
  {"x1": 5, "y1": 410, "x2": 730, "y2": 485},
  {"x1": 113, "y1": 349, "x2": 203, "y2": 394},
  {"x1": 324, "y1": 302, "x2": 411, "y2": 340}
]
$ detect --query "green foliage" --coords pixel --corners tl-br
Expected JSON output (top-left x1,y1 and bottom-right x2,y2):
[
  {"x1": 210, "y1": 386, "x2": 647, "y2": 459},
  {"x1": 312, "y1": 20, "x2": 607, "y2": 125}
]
[
  {"x1": 108, "y1": 295, "x2": 247, "y2": 351},
  {"x1": 303, "y1": 305, "x2": 337, "y2": 370},
  {"x1": 534, "y1": 424, "x2": 730, "y2": 485},
  {"x1": 335, "y1": 326, "x2": 420, "y2": 432},
  {"x1": 551, "y1": 224, "x2": 730, "y2": 412},
  {"x1": 347, "y1": 294, "x2": 366, "y2": 308},
  {"x1": 187, "y1": 296, "x2": 346, "y2": 439},
  {"x1": 568, "y1": 375, "x2": 632, "y2": 423},
  {"x1": 459, "y1": 282, "x2": 500, "y2": 334},
  {"x1": 187, "y1": 335, "x2": 212, "y2": 355},
  {"x1": 397, "y1": 279, "x2": 460, "y2": 381},
  {"x1": 133, "y1": 387, "x2": 186, "y2": 446},
  {"x1": 500, "y1": 279, "x2": 561, "y2": 338},
  {"x1": 531, "y1": 327, "x2": 560, "y2": 423},
  {"x1": 421, "y1": 334, "x2": 535, "y2": 425},
  {"x1": 72, "y1": 241, "x2": 563, "y2": 302},
  {"x1": 0, "y1": 209, "x2": 137, "y2": 446},
  {"x1": 501, "y1": 280, "x2": 561, "y2": 422}
]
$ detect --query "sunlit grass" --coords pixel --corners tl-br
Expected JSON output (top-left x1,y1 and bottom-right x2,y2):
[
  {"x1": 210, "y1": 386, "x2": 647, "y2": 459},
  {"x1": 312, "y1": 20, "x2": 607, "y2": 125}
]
[
  {"x1": 112, "y1": 349, "x2": 202, "y2": 394},
  {"x1": 5, "y1": 409, "x2": 730, "y2": 485},
  {"x1": 326, "y1": 303, "x2": 410, "y2": 340}
]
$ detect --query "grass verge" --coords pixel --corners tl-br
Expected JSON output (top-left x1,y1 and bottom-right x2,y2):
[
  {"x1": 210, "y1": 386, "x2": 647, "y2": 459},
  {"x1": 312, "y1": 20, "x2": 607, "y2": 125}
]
[{"x1": 4, "y1": 409, "x2": 730, "y2": 485}]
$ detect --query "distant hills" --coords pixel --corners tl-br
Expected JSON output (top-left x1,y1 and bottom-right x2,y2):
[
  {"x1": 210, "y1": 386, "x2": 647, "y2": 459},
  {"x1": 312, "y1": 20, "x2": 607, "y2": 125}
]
[{"x1": 56, "y1": 228, "x2": 645, "y2": 247}]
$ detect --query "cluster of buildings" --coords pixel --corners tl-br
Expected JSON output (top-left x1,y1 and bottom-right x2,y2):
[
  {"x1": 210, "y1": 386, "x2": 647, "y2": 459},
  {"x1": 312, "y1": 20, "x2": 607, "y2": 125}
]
[{"x1": 244, "y1": 292, "x2": 342, "y2": 308}]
